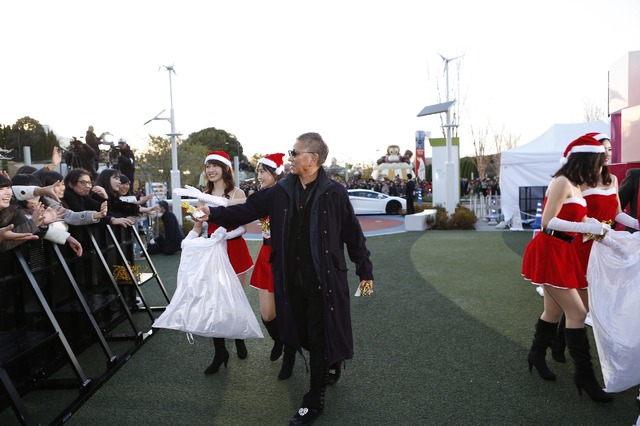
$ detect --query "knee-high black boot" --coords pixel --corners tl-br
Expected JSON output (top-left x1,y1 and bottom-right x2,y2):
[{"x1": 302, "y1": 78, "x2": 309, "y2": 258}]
[
  {"x1": 551, "y1": 315, "x2": 567, "y2": 363},
  {"x1": 235, "y1": 339, "x2": 248, "y2": 359},
  {"x1": 527, "y1": 318, "x2": 557, "y2": 381},
  {"x1": 278, "y1": 345, "x2": 296, "y2": 380},
  {"x1": 565, "y1": 327, "x2": 613, "y2": 403},
  {"x1": 262, "y1": 318, "x2": 284, "y2": 361},
  {"x1": 204, "y1": 338, "x2": 229, "y2": 374}
]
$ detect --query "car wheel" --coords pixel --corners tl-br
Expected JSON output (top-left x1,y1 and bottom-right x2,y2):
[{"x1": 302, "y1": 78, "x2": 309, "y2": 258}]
[{"x1": 386, "y1": 200, "x2": 401, "y2": 215}]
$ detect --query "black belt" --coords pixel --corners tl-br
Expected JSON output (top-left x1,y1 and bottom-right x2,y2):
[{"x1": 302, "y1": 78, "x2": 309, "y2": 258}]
[
  {"x1": 263, "y1": 238, "x2": 271, "y2": 246},
  {"x1": 542, "y1": 228, "x2": 575, "y2": 243}
]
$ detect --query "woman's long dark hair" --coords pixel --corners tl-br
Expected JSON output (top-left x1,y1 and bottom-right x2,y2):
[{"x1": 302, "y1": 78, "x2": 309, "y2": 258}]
[
  {"x1": 204, "y1": 160, "x2": 235, "y2": 198},
  {"x1": 95, "y1": 168, "x2": 121, "y2": 196},
  {"x1": 553, "y1": 152, "x2": 608, "y2": 187}
]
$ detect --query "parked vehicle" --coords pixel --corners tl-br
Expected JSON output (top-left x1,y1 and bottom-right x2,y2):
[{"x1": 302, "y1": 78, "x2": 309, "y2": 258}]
[{"x1": 347, "y1": 189, "x2": 406, "y2": 215}]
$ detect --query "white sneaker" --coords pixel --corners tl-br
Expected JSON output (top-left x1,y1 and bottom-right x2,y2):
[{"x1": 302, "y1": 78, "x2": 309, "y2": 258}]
[
  {"x1": 535, "y1": 286, "x2": 544, "y2": 297},
  {"x1": 584, "y1": 312, "x2": 593, "y2": 327}
]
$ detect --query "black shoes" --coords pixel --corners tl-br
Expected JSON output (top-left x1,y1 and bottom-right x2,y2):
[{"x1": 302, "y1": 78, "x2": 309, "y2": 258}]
[
  {"x1": 325, "y1": 361, "x2": 341, "y2": 386},
  {"x1": 235, "y1": 339, "x2": 248, "y2": 360},
  {"x1": 204, "y1": 350, "x2": 229, "y2": 374},
  {"x1": 289, "y1": 406, "x2": 323, "y2": 426},
  {"x1": 278, "y1": 345, "x2": 296, "y2": 380}
]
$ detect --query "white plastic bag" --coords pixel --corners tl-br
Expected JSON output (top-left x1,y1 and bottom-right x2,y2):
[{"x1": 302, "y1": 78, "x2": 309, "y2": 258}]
[
  {"x1": 153, "y1": 227, "x2": 263, "y2": 340},
  {"x1": 587, "y1": 230, "x2": 640, "y2": 392}
]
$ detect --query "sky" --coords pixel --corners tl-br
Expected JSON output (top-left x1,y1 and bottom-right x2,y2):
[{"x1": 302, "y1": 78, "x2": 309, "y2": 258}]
[{"x1": 1, "y1": 0, "x2": 639, "y2": 166}]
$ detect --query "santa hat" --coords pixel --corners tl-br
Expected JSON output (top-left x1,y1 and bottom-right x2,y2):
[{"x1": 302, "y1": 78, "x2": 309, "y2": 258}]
[
  {"x1": 593, "y1": 133, "x2": 610, "y2": 141},
  {"x1": 560, "y1": 133, "x2": 606, "y2": 165},
  {"x1": 258, "y1": 153, "x2": 286, "y2": 175},
  {"x1": 204, "y1": 151, "x2": 232, "y2": 167}
]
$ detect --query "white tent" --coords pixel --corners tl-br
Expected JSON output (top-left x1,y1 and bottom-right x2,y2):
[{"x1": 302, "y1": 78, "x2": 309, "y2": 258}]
[{"x1": 500, "y1": 120, "x2": 610, "y2": 222}]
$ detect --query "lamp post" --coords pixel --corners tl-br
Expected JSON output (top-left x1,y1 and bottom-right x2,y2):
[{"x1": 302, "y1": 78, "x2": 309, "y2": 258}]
[{"x1": 144, "y1": 65, "x2": 183, "y2": 224}]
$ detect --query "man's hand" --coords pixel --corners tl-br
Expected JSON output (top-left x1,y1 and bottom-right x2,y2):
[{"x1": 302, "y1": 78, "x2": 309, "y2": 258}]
[
  {"x1": 0, "y1": 224, "x2": 38, "y2": 242},
  {"x1": 354, "y1": 280, "x2": 374, "y2": 297}
]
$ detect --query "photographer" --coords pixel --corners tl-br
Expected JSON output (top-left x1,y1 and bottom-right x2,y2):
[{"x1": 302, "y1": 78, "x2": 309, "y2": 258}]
[
  {"x1": 65, "y1": 138, "x2": 98, "y2": 179},
  {"x1": 85, "y1": 125, "x2": 109, "y2": 169},
  {"x1": 115, "y1": 138, "x2": 135, "y2": 188}
]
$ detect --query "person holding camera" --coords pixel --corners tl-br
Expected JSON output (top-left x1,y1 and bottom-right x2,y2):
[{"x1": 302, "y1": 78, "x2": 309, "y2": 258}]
[
  {"x1": 65, "y1": 138, "x2": 98, "y2": 179},
  {"x1": 116, "y1": 138, "x2": 135, "y2": 189},
  {"x1": 85, "y1": 125, "x2": 109, "y2": 169}
]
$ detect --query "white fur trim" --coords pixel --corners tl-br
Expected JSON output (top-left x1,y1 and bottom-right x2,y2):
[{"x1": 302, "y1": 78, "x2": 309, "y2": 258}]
[
  {"x1": 567, "y1": 145, "x2": 605, "y2": 155},
  {"x1": 204, "y1": 154, "x2": 231, "y2": 167},
  {"x1": 259, "y1": 158, "x2": 284, "y2": 175},
  {"x1": 594, "y1": 133, "x2": 609, "y2": 141}
]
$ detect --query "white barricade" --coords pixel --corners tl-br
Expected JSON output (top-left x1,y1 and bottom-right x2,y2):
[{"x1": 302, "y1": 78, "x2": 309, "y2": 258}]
[{"x1": 404, "y1": 209, "x2": 437, "y2": 231}]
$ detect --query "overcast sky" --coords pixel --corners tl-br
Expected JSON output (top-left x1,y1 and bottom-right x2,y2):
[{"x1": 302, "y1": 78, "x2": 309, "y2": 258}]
[{"x1": 1, "y1": 0, "x2": 638, "y2": 165}]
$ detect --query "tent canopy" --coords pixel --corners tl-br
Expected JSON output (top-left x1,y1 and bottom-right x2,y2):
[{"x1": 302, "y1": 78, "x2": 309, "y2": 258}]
[{"x1": 500, "y1": 120, "x2": 610, "y2": 222}]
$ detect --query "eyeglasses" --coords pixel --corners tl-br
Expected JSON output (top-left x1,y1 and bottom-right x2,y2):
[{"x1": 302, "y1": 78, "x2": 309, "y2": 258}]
[
  {"x1": 288, "y1": 149, "x2": 314, "y2": 157},
  {"x1": 77, "y1": 180, "x2": 92, "y2": 186}
]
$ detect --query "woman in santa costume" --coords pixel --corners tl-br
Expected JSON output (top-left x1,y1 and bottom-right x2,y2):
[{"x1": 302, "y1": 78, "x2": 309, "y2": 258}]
[
  {"x1": 551, "y1": 134, "x2": 640, "y2": 362},
  {"x1": 521, "y1": 133, "x2": 612, "y2": 402},
  {"x1": 198, "y1": 151, "x2": 254, "y2": 373},
  {"x1": 250, "y1": 153, "x2": 297, "y2": 379}
]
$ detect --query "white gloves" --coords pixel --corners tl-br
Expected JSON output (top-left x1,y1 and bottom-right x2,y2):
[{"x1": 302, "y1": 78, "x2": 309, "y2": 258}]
[
  {"x1": 615, "y1": 212, "x2": 640, "y2": 230},
  {"x1": 225, "y1": 226, "x2": 246, "y2": 240},
  {"x1": 197, "y1": 193, "x2": 228, "y2": 207},
  {"x1": 547, "y1": 217, "x2": 609, "y2": 235},
  {"x1": 172, "y1": 185, "x2": 203, "y2": 199},
  {"x1": 172, "y1": 185, "x2": 228, "y2": 207}
]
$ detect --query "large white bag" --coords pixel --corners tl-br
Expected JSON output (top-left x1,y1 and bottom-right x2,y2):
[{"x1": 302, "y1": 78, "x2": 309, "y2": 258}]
[
  {"x1": 587, "y1": 230, "x2": 640, "y2": 393},
  {"x1": 153, "y1": 227, "x2": 263, "y2": 340}
]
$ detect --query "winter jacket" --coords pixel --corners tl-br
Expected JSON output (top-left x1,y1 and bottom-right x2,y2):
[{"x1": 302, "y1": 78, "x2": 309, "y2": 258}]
[{"x1": 209, "y1": 168, "x2": 373, "y2": 364}]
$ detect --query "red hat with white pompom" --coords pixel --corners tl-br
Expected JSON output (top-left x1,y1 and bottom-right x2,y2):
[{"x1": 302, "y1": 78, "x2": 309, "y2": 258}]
[
  {"x1": 560, "y1": 133, "x2": 606, "y2": 165},
  {"x1": 204, "y1": 151, "x2": 232, "y2": 167},
  {"x1": 258, "y1": 153, "x2": 286, "y2": 175}
]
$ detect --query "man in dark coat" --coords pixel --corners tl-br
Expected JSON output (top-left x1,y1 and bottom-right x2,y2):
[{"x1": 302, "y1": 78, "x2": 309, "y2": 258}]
[
  {"x1": 205, "y1": 132, "x2": 374, "y2": 426},
  {"x1": 116, "y1": 138, "x2": 135, "y2": 185},
  {"x1": 405, "y1": 173, "x2": 416, "y2": 214},
  {"x1": 618, "y1": 167, "x2": 640, "y2": 233},
  {"x1": 65, "y1": 138, "x2": 98, "y2": 179},
  {"x1": 151, "y1": 200, "x2": 184, "y2": 255}
]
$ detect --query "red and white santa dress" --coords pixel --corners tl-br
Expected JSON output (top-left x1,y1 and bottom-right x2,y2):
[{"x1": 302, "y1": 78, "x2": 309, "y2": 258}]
[
  {"x1": 207, "y1": 195, "x2": 254, "y2": 275},
  {"x1": 249, "y1": 216, "x2": 274, "y2": 292},
  {"x1": 522, "y1": 195, "x2": 587, "y2": 289},
  {"x1": 573, "y1": 186, "x2": 618, "y2": 276}
]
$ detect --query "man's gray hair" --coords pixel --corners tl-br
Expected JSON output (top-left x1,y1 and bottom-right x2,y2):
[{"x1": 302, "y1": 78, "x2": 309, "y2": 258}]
[{"x1": 297, "y1": 132, "x2": 328, "y2": 165}]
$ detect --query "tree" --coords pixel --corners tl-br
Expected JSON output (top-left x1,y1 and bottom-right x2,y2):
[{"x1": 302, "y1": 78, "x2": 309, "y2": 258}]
[
  {"x1": 8, "y1": 116, "x2": 58, "y2": 162},
  {"x1": 583, "y1": 100, "x2": 607, "y2": 122},
  {"x1": 490, "y1": 125, "x2": 520, "y2": 179},
  {"x1": 470, "y1": 125, "x2": 489, "y2": 179},
  {"x1": 136, "y1": 135, "x2": 173, "y2": 189},
  {"x1": 459, "y1": 157, "x2": 478, "y2": 180},
  {"x1": 183, "y1": 127, "x2": 246, "y2": 163}
]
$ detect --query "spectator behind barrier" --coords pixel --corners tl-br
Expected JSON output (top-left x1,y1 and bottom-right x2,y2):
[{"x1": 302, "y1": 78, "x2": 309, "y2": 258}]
[{"x1": 147, "y1": 200, "x2": 184, "y2": 255}]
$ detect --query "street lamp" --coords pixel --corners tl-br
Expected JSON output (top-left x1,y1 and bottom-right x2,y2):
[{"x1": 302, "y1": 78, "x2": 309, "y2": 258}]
[{"x1": 144, "y1": 65, "x2": 183, "y2": 224}]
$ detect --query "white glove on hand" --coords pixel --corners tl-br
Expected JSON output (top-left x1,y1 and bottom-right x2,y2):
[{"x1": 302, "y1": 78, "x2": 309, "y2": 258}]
[
  {"x1": 615, "y1": 212, "x2": 640, "y2": 230},
  {"x1": 173, "y1": 185, "x2": 203, "y2": 199},
  {"x1": 225, "y1": 226, "x2": 246, "y2": 240},
  {"x1": 198, "y1": 193, "x2": 229, "y2": 207},
  {"x1": 547, "y1": 217, "x2": 608, "y2": 235}
]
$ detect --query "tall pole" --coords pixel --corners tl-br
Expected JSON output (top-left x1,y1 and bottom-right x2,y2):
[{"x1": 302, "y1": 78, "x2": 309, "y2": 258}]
[
  {"x1": 442, "y1": 55, "x2": 462, "y2": 215},
  {"x1": 166, "y1": 66, "x2": 182, "y2": 225}
]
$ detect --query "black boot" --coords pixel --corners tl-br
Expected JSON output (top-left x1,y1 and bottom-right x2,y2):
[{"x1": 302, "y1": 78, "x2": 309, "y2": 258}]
[
  {"x1": 551, "y1": 315, "x2": 567, "y2": 363},
  {"x1": 278, "y1": 345, "x2": 296, "y2": 380},
  {"x1": 204, "y1": 338, "x2": 229, "y2": 374},
  {"x1": 527, "y1": 318, "x2": 557, "y2": 381},
  {"x1": 235, "y1": 339, "x2": 248, "y2": 360},
  {"x1": 290, "y1": 352, "x2": 325, "y2": 425},
  {"x1": 262, "y1": 318, "x2": 284, "y2": 361},
  {"x1": 565, "y1": 327, "x2": 613, "y2": 403},
  {"x1": 325, "y1": 361, "x2": 342, "y2": 386}
]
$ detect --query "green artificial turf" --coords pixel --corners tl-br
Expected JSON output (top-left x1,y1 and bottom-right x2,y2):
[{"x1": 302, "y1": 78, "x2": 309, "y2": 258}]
[{"x1": 2, "y1": 231, "x2": 638, "y2": 425}]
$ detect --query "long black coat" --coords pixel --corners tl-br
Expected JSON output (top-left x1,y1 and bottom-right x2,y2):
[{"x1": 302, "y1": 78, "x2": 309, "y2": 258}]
[{"x1": 209, "y1": 168, "x2": 373, "y2": 364}]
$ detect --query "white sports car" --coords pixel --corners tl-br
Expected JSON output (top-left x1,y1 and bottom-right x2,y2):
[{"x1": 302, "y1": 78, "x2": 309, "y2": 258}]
[{"x1": 347, "y1": 189, "x2": 407, "y2": 215}]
